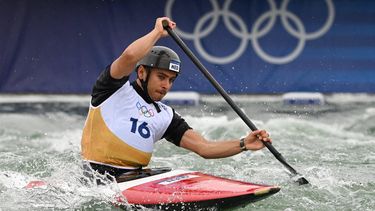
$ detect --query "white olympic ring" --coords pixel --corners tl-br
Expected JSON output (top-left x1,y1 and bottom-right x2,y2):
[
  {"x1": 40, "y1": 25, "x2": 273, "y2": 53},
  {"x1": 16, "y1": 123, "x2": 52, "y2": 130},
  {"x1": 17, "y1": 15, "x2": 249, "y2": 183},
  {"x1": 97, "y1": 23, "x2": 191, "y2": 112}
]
[{"x1": 165, "y1": 0, "x2": 335, "y2": 64}]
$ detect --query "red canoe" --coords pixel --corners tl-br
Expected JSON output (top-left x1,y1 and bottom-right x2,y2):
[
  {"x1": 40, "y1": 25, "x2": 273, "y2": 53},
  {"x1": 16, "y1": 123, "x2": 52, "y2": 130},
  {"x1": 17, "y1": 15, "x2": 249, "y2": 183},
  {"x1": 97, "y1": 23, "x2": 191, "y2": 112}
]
[{"x1": 117, "y1": 169, "x2": 280, "y2": 210}]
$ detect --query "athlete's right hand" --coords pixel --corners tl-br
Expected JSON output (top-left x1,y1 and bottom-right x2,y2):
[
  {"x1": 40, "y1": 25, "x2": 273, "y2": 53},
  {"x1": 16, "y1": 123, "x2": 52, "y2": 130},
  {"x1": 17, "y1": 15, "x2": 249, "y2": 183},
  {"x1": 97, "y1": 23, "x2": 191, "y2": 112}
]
[{"x1": 155, "y1": 17, "x2": 176, "y2": 37}]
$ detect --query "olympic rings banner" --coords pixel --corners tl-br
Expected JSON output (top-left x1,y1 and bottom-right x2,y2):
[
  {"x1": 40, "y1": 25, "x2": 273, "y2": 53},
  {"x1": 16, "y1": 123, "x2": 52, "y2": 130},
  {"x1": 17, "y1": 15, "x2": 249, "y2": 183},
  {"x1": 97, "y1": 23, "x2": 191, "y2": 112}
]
[{"x1": 0, "y1": 0, "x2": 374, "y2": 94}]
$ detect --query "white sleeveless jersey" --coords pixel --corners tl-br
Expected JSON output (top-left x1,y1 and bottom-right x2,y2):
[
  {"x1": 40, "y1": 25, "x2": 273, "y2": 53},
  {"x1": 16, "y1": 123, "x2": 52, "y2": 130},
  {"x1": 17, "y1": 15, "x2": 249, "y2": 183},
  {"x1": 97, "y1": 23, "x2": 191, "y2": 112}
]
[{"x1": 81, "y1": 81, "x2": 174, "y2": 168}]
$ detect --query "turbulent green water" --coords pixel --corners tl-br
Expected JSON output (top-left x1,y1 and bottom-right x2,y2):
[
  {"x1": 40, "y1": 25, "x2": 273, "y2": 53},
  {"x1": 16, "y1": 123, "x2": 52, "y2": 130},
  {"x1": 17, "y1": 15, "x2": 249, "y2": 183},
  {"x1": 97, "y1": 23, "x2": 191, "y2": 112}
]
[{"x1": 0, "y1": 95, "x2": 374, "y2": 210}]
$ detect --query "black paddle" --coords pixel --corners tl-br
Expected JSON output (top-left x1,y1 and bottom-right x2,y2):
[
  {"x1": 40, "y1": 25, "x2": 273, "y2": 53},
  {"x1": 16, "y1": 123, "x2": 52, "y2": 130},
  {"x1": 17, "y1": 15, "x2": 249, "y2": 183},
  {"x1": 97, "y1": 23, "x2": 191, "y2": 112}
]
[{"x1": 162, "y1": 20, "x2": 309, "y2": 185}]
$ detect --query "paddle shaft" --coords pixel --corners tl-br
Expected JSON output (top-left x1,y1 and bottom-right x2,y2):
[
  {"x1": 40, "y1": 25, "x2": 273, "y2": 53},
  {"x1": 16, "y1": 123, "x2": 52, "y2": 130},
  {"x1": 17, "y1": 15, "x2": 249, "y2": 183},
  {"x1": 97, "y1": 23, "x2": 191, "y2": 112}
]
[{"x1": 162, "y1": 20, "x2": 302, "y2": 178}]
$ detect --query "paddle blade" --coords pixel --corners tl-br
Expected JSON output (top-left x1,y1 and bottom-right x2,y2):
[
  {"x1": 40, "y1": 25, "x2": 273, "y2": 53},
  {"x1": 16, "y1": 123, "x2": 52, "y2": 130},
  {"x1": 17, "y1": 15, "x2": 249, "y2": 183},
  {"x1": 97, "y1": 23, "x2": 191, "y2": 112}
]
[
  {"x1": 298, "y1": 177, "x2": 309, "y2": 185},
  {"x1": 293, "y1": 175, "x2": 309, "y2": 185}
]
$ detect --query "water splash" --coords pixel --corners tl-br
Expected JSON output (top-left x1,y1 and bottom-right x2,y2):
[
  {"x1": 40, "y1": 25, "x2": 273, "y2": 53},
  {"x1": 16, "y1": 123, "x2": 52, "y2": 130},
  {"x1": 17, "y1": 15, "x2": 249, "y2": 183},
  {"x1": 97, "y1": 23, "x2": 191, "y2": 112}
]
[{"x1": 1, "y1": 100, "x2": 374, "y2": 210}]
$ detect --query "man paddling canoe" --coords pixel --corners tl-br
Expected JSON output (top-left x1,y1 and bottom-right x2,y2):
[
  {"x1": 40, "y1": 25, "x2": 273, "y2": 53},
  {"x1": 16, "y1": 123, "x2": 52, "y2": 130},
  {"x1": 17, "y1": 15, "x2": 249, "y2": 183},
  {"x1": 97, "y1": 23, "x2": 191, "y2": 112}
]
[{"x1": 81, "y1": 17, "x2": 271, "y2": 179}]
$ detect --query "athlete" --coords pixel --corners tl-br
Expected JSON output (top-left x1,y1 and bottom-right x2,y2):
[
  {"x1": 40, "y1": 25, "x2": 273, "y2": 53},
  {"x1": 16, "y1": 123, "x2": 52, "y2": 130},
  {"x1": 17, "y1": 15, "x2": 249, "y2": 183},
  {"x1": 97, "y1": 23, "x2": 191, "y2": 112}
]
[{"x1": 81, "y1": 17, "x2": 272, "y2": 179}]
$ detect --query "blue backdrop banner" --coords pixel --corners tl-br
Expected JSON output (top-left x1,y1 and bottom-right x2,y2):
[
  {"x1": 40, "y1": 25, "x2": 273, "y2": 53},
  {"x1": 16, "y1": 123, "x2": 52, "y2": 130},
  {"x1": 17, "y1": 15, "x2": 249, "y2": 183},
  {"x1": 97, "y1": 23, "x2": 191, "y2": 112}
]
[{"x1": 0, "y1": 0, "x2": 374, "y2": 94}]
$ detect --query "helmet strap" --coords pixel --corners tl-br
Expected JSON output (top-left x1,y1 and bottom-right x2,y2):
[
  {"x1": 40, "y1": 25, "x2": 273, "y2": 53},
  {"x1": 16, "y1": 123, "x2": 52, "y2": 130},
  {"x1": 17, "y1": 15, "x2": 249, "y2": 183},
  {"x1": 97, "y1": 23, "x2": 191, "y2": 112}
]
[{"x1": 139, "y1": 67, "x2": 161, "y2": 113}]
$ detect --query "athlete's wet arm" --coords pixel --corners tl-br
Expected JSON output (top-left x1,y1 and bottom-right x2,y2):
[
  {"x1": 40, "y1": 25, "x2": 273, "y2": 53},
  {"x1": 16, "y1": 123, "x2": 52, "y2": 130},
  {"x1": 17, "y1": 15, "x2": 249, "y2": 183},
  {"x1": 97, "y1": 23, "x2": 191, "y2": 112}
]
[
  {"x1": 179, "y1": 130, "x2": 271, "y2": 159},
  {"x1": 110, "y1": 17, "x2": 176, "y2": 79},
  {"x1": 162, "y1": 109, "x2": 271, "y2": 158},
  {"x1": 179, "y1": 130, "x2": 242, "y2": 159}
]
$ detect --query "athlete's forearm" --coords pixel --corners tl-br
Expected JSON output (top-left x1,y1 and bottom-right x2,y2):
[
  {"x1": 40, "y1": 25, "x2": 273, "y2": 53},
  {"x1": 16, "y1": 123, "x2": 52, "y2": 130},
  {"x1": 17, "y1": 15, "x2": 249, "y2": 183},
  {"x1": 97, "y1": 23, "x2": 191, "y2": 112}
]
[
  {"x1": 180, "y1": 130, "x2": 244, "y2": 159},
  {"x1": 180, "y1": 129, "x2": 270, "y2": 159},
  {"x1": 196, "y1": 139, "x2": 244, "y2": 159}
]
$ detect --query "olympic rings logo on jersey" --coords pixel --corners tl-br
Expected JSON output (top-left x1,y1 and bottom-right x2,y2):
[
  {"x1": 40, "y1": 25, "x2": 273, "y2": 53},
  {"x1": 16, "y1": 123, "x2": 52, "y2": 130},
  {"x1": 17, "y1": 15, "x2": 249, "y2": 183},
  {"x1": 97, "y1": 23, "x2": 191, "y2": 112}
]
[
  {"x1": 165, "y1": 0, "x2": 335, "y2": 64},
  {"x1": 136, "y1": 102, "x2": 154, "y2": 118}
]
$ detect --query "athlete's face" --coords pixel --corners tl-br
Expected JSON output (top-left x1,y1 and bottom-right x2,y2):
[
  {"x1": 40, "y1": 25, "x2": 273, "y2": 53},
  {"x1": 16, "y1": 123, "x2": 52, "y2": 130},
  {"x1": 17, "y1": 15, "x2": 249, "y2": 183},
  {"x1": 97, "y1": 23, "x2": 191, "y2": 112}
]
[{"x1": 138, "y1": 67, "x2": 177, "y2": 101}]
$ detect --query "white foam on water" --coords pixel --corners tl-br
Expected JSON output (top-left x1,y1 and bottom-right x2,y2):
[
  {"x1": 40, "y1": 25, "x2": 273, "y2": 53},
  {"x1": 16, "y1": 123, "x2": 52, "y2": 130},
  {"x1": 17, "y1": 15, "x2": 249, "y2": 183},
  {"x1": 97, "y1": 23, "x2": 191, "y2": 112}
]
[
  {"x1": 0, "y1": 171, "x2": 36, "y2": 189},
  {"x1": 43, "y1": 129, "x2": 82, "y2": 153},
  {"x1": 1, "y1": 96, "x2": 374, "y2": 210},
  {"x1": 0, "y1": 112, "x2": 129, "y2": 210},
  {"x1": 0, "y1": 159, "x2": 127, "y2": 210},
  {"x1": 184, "y1": 115, "x2": 264, "y2": 140},
  {"x1": 365, "y1": 107, "x2": 375, "y2": 114}
]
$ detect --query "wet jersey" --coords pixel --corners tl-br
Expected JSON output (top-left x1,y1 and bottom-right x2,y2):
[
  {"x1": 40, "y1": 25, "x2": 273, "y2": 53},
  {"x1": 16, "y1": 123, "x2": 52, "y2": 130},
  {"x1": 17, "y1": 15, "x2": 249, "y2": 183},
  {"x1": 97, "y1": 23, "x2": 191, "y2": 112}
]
[{"x1": 81, "y1": 65, "x2": 191, "y2": 168}]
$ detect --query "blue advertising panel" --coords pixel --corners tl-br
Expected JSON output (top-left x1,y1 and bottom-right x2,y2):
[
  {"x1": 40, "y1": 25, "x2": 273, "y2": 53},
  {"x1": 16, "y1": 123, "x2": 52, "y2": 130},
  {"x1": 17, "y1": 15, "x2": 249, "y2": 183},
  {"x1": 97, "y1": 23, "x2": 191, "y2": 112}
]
[{"x1": 0, "y1": 0, "x2": 374, "y2": 93}]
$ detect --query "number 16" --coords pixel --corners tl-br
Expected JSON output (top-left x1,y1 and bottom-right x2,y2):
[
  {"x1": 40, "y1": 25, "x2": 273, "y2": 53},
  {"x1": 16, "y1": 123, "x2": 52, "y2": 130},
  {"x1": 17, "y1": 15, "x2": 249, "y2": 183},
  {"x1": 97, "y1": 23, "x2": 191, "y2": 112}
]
[{"x1": 130, "y1": 118, "x2": 151, "y2": 139}]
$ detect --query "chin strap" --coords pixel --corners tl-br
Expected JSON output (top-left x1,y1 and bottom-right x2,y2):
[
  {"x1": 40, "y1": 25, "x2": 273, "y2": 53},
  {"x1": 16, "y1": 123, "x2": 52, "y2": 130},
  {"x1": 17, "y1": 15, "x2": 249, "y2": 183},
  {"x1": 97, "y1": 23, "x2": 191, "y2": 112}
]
[{"x1": 140, "y1": 67, "x2": 161, "y2": 113}]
